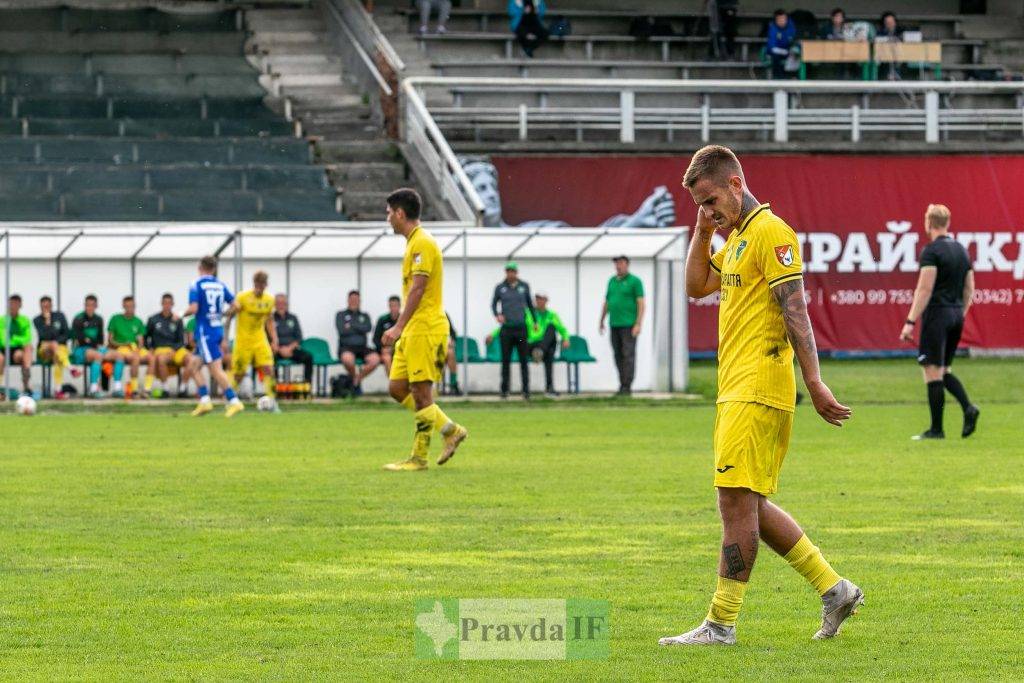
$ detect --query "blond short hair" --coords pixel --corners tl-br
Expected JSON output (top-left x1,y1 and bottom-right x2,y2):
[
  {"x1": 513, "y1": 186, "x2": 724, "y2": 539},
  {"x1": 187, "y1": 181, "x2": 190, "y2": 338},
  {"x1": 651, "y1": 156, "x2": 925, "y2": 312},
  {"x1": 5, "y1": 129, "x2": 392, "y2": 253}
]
[
  {"x1": 683, "y1": 144, "x2": 743, "y2": 188},
  {"x1": 926, "y1": 204, "x2": 951, "y2": 230}
]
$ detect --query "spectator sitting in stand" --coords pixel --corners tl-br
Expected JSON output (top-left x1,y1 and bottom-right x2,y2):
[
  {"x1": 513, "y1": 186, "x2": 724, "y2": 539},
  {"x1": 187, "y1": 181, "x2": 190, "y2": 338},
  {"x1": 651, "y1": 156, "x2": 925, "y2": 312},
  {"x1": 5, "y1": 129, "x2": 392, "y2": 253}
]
[
  {"x1": 335, "y1": 290, "x2": 380, "y2": 396},
  {"x1": 877, "y1": 11, "x2": 901, "y2": 40},
  {"x1": 417, "y1": 0, "x2": 450, "y2": 35},
  {"x1": 820, "y1": 7, "x2": 847, "y2": 39},
  {"x1": 766, "y1": 9, "x2": 796, "y2": 80},
  {"x1": 509, "y1": 0, "x2": 548, "y2": 58}
]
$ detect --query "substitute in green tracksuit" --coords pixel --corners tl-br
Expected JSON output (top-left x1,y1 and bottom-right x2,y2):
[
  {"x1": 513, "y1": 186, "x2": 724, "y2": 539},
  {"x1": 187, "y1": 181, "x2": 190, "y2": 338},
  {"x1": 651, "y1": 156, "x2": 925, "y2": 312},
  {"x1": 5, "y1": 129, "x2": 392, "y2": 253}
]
[
  {"x1": 0, "y1": 294, "x2": 35, "y2": 395},
  {"x1": 487, "y1": 292, "x2": 570, "y2": 395}
]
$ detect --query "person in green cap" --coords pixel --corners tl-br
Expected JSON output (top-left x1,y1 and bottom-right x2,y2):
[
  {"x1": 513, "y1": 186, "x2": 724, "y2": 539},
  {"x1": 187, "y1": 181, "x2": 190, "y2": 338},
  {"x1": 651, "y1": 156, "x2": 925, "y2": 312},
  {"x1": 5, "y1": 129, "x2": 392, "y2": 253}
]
[
  {"x1": 490, "y1": 261, "x2": 536, "y2": 398},
  {"x1": 0, "y1": 294, "x2": 35, "y2": 396},
  {"x1": 487, "y1": 291, "x2": 569, "y2": 396},
  {"x1": 600, "y1": 255, "x2": 645, "y2": 395}
]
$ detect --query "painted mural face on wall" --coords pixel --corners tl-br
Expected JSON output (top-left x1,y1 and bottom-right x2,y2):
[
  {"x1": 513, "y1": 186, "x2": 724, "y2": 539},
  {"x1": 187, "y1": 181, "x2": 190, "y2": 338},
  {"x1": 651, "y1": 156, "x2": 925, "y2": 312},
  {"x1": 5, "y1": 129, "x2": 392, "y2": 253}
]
[{"x1": 460, "y1": 157, "x2": 677, "y2": 229}]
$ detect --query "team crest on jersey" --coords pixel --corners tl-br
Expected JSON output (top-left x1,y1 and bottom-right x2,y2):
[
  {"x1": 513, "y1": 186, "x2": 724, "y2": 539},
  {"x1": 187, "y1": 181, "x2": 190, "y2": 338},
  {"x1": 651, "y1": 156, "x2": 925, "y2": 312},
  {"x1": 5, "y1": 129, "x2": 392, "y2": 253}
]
[
  {"x1": 774, "y1": 244, "x2": 794, "y2": 266},
  {"x1": 733, "y1": 240, "x2": 748, "y2": 263},
  {"x1": 413, "y1": 253, "x2": 422, "y2": 264}
]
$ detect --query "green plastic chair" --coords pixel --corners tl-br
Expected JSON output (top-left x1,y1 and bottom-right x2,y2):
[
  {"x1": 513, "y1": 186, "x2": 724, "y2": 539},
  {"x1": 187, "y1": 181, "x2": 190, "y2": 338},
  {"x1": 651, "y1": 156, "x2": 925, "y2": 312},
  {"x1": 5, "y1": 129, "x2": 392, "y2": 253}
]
[
  {"x1": 453, "y1": 336, "x2": 485, "y2": 363},
  {"x1": 300, "y1": 337, "x2": 337, "y2": 397},
  {"x1": 559, "y1": 335, "x2": 596, "y2": 394},
  {"x1": 560, "y1": 335, "x2": 597, "y2": 363}
]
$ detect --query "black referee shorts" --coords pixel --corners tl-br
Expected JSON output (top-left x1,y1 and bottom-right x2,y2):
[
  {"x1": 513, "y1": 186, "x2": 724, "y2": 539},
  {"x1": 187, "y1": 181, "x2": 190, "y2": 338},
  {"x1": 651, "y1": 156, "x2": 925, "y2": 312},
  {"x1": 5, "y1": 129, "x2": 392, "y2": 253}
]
[{"x1": 917, "y1": 307, "x2": 964, "y2": 368}]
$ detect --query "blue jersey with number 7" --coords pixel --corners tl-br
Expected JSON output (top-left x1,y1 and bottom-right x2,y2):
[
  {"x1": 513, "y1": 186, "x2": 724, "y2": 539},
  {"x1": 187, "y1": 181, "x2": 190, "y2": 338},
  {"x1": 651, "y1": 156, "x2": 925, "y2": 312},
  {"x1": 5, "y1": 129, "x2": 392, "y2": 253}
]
[{"x1": 189, "y1": 275, "x2": 234, "y2": 333}]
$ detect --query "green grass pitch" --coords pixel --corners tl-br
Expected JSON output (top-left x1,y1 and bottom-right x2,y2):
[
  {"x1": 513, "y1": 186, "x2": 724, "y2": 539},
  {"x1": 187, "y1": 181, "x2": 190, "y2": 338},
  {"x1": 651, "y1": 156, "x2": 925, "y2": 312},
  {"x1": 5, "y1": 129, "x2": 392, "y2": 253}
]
[{"x1": 0, "y1": 359, "x2": 1021, "y2": 679}]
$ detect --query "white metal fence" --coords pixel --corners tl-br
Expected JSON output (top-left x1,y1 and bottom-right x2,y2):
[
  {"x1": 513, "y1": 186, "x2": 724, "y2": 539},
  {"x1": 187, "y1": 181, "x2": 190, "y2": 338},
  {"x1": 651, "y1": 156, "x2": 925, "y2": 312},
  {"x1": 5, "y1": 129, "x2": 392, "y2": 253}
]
[{"x1": 408, "y1": 76, "x2": 1024, "y2": 145}]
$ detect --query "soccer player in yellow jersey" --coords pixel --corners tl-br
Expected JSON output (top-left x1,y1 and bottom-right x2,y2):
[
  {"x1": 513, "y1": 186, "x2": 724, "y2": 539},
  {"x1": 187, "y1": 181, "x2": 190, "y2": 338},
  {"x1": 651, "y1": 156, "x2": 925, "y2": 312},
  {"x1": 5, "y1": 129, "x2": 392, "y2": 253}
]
[
  {"x1": 660, "y1": 145, "x2": 861, "y2": 647},
  {"x1": 380, "y1": 188, "x2": 467, "y2": 471},
  {"x1": 224, "y1": 270, "x2": 278, "y2": 406}
]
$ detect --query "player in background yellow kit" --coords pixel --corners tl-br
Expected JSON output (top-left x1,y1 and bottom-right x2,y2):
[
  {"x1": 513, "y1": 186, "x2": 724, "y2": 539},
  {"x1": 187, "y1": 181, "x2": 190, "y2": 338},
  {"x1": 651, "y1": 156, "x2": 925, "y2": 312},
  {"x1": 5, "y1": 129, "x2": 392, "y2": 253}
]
[
  {"x1": 223, "y1": 270, "x2": 278, "y2": 405},
  {"x1": 380, "y1": 188, "x2": 467, "y2": 471},
  {"x1": 660, "y1": 145, "x2": 861, "y2": 647}
]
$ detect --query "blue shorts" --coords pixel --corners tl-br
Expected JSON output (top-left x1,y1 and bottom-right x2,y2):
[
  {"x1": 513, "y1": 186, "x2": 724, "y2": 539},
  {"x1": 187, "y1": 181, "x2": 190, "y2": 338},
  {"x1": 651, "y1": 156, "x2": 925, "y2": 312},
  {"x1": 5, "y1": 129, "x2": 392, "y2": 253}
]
[
  {"x1": 71, "y1": 345, "x2": 107, "y2": 365},
  {"x1": 195, "y1": 327, "x2": 224, "y2": 364}
]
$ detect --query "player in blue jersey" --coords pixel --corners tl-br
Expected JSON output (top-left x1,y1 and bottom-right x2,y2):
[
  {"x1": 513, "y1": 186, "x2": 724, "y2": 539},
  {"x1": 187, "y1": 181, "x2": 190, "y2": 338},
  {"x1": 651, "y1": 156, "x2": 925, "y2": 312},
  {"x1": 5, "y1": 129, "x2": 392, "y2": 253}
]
[{"x1": 185, "y1": 255, "x2": 244, "y2": 418}]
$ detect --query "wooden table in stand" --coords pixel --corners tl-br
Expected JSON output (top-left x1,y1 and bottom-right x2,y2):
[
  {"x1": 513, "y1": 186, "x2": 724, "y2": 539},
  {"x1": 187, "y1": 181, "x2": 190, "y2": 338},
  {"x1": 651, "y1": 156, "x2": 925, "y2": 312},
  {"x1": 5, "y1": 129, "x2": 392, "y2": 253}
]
[
  {"x1": 799, "y1": 40, "x2": 872, "y2": 80},
  {"x1": 873, "y1": 40, "x2": 943, "y2": 80}
]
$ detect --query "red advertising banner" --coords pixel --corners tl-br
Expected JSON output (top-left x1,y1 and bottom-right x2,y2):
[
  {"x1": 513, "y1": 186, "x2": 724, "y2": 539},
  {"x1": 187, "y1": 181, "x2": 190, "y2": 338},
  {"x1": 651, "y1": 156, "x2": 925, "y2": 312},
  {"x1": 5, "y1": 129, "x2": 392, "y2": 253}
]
[{"x1": 491, "y1": 155, "x2": 1024, "y2": 353}]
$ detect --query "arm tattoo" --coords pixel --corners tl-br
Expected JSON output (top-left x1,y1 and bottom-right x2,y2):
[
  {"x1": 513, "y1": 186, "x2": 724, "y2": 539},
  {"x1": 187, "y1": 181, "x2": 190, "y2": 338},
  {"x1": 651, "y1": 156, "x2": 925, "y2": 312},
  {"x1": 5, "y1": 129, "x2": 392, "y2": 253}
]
[
  {"x1": 772, "y1": 279, "x2": 818, "y2": 359},
  {"x1": 723, "y1": 543, "x2": 745, "y2": 578}
]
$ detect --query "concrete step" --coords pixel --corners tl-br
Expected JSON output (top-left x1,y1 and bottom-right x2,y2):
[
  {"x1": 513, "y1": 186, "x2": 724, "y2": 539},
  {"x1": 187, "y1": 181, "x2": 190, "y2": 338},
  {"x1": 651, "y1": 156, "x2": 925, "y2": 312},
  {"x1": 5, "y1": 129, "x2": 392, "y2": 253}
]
[
  {"x1": 247, "y1": 17, "x2": 323, "y2": 32},
  {"x1": 277, "y1": 73, "x2": 346, "y2": 87},
  {"x1": 245, "y1": 8, "x2": 320, "y2": 23},
  {"x1": 318, "y1": 139, "x2": 400, "y2": 163},
  {"x1": 306, "y1": 121, "x2": 382, "y2": 141},
  {"x1": 247, "y1": 42, "x2": 334, "y2": 56},
  {"x1": 340, "y1": 189, "x2": 389, "y2": 215},
  {"x1": 248, "y1": 30, "x2": 327, "y2": 44},
  {"x1": 960, "y1": 16, "x2": 1024, "y2": 40},
  {"x1": 284, "y1": 89, "x2": 364, "y2": 106},
  {"x1": 329, "y1": 161, "x2": 405, "y2": 182}
]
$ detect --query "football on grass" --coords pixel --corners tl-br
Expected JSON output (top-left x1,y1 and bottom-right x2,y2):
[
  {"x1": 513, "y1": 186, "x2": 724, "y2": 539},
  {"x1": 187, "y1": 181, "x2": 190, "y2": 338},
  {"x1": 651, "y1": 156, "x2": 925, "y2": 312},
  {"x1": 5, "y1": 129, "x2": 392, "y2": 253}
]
[
  {"x1": 16, "y1": 395, "x2": 37, "y2": 416},
  {"x1": 257, "y1": 396, "x2": 277, "y2": 412}
]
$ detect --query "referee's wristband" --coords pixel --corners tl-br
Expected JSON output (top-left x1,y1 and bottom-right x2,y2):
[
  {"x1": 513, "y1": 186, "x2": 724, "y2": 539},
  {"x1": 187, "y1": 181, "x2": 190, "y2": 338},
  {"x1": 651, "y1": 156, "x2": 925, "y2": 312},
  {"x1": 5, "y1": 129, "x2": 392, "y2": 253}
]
[{"x1": 905, "y1": 319, "x2": 916, "y2": 326}]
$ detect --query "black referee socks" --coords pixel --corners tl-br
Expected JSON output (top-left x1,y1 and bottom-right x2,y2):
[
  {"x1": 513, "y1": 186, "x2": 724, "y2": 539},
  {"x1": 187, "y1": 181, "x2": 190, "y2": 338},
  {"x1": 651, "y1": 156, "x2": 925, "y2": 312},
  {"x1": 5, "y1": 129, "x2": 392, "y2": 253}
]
[
  {"x1": 927, "y1": 380, "x2": 945, "y2": 434},
  {"x1": 943, "y1": 373, "x2": 971, "y2": 412}
]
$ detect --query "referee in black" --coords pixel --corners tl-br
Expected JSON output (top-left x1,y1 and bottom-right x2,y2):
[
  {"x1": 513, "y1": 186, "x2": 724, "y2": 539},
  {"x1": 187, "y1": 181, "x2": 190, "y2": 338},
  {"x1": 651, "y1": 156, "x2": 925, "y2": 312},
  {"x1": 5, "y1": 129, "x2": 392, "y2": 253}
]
[{"x1": 900, "y1": 204, "x2": 980, "y2": 440}]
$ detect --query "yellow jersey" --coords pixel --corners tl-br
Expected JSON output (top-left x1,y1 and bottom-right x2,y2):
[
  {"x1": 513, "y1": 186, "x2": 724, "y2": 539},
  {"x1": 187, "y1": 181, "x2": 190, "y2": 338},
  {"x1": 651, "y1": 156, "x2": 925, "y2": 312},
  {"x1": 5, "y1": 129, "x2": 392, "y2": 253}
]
[
  {"x1": 710, "y1": 204, "x2": 803, "y2": 412},
  {"x1": 234, "y1": 289, "x2": 273, "y2": 344},
  {"x1": 402, "y1": 225, "x2": 449, "y2": 337}
]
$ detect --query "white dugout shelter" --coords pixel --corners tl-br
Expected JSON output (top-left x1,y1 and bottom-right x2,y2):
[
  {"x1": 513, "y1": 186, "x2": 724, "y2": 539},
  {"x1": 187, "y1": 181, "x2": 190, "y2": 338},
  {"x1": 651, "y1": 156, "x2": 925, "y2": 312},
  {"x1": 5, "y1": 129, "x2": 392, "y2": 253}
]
[{"x1": 0, "y1": 223, "x2": 688, "y2": 396}]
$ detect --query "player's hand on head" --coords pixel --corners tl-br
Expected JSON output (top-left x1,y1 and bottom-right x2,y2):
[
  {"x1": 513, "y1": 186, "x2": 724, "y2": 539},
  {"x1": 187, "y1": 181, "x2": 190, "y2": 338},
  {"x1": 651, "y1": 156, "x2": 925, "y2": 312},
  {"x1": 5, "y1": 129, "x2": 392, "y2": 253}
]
[{"x1": 806, "y1": 380, "x2": 851, "y2": 427}]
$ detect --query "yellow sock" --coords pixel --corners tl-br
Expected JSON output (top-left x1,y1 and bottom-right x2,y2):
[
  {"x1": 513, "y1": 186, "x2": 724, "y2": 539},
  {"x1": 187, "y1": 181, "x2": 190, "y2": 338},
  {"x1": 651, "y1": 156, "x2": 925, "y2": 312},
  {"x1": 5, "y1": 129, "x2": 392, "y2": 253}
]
[
  {"x1": 412, "y1": 406, "x2": 435, "y2": 460},
  {"x1": 784, "y1": 534, "x2": 842, "y2": 596},
  {"x1": 264, "y1": 374, "x2": 276, "y2": 398},
  {"x1": 706, "y1": 576, "x2": 747, "y2": 627},
  {"x1": 401, "y1": 394, "x2": 415, "y2": 411},
  {"x1": 144, "y1": 374, "x2": 154, "y2": 391},
  {"x1": 128, "y1": 379, "x2": 137, "y2": 394},
  {"x1": 53, "y1": 346, "x2": 68, "y2": 385},
  {"x1": 432, "y1": 403, "x2": 454, "y2": 435}
]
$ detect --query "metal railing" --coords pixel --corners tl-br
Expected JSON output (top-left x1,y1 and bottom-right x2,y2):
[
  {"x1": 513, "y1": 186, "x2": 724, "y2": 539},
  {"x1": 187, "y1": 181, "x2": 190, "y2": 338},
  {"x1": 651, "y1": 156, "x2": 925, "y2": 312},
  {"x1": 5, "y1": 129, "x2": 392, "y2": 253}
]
[
  {"x1": 401, "y1": 80, "x2": 485, "y2": 225},
  {"x1": 408, "y1": 76, "x2": 1024, "y2": 144},
  {"x1": 322, "y1": 0, "x2": 484, "y2": 224}
]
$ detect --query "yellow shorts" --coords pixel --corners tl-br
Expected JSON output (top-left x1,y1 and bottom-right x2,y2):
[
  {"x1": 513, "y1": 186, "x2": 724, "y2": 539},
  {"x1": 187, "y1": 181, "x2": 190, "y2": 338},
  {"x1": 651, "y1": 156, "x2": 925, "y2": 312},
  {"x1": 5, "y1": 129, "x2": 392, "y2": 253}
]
[
  {"x1": 713, "y1": 401, "x2": 793, "y2": 496},
  {"x1": 153, "y1": 347, "x2": 190, "y2": 367},
  {"x1": 115, "y1": 344, "x2": 148, "y2": 358},
  {"x1": 36, "y1": 342, "x2": 68, "y2": 361},
  {"x1": 232, "y1": 340, "x2": 274, "y2": 376},
  {"x1": 389, "y1": 333, "x2": 448, "y2": 384}
]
